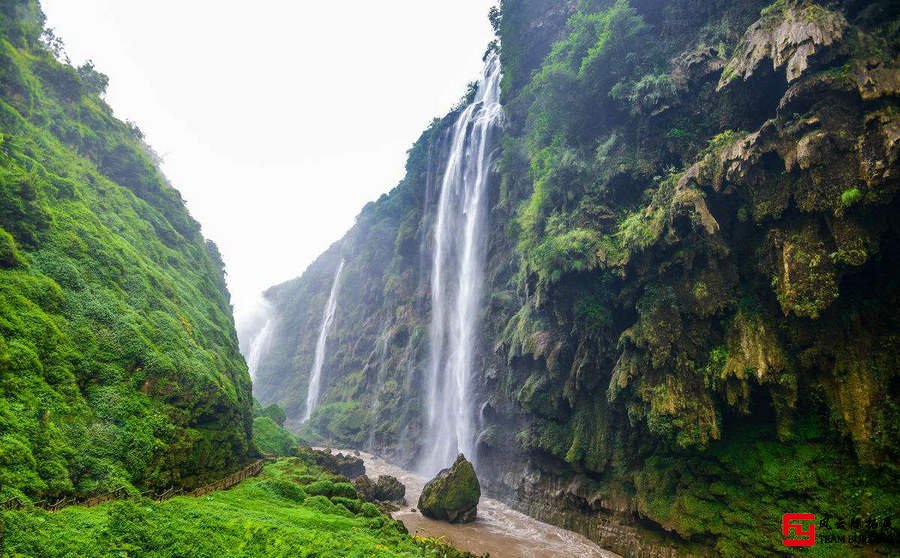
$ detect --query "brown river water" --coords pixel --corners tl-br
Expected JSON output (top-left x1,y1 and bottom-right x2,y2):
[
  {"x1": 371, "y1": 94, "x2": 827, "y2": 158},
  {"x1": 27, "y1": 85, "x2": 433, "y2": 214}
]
[{"x1": 347, "y1": 450, "x2": 620, "y2": 558}]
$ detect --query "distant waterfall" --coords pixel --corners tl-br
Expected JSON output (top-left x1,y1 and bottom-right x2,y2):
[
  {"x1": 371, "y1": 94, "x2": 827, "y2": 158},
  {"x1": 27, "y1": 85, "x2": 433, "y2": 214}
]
[
  {"x1": 420, "y1": 51, "x2": 503, "y2": 474},
  {"x1": 245, "y1": 311, "x2": 274, "y2": 381},
  {"x1": 303, "y1": 259, "x2": 345, "y2": 422}
]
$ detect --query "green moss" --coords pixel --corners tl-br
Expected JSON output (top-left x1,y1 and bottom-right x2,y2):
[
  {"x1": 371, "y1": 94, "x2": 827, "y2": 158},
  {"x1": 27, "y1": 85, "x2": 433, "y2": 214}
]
[
  {"x1": 2, "y1": 458, "x2": 459, "y2": 557},
  {"x1": 418, "y1": 455, "x2": 480, "y2": 523},
  {"x1": 840, "y1": 187, "x2": 862, "y2": 207},
  {"x1": 0, "y1": 3, "x2": 253, "y2": 499}
]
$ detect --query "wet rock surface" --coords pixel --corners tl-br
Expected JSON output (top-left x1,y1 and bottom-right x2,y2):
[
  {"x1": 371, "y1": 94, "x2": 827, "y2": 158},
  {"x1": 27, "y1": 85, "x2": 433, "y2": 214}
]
[
  {"x1": 353, "y1": 473, "x2": 407, "y2": 505},
  {"x1": 309, "y1": 448, "x2": 365, "y2": 479},
  {"x1": 418, "y1": 454, "x2": 481, "y2": 524}
]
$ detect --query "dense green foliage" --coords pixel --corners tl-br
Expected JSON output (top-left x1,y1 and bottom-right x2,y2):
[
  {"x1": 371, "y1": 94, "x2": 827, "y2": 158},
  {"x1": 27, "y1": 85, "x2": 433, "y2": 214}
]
[
  {"x1": 251, "y1": 401, "x2": 299, "y2": 456},
  {"x1": 252, "y1": 417, "x2": 296, "y2": 457},
  {"x1": 253, "y1": 0, "x2": 900, "y2": 555},
  {"x1": 0, "y1": 0, "x2": 253, "y2": 503},
  {"x1": 3, "y1": 456, "x2": 474, "y2": 557}
]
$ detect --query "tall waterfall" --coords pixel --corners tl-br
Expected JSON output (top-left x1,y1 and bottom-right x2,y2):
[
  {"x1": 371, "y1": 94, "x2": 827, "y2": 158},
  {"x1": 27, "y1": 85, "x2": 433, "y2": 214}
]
[
  {"x1": 303, "y1": 258, "x2": 345, "y2": 422},
  {"x1": 420, "y1": 51, "x2": 503, "y2": 475}
]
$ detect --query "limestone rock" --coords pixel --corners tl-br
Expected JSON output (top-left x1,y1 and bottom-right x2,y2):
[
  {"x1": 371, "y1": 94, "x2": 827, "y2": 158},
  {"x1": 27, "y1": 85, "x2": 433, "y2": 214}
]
[
  {"x1": 417, "y1": 454, "x2": 481, "y2": 523},
  {"x1": 718, "y1": 1, "x2": 847, "y2": 89}
]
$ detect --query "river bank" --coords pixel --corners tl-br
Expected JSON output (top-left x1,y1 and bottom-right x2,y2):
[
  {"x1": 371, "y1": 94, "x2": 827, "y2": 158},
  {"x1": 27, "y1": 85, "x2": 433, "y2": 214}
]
[{"x1": 354, "y1": 450, "x2": 620, "y2": 558}]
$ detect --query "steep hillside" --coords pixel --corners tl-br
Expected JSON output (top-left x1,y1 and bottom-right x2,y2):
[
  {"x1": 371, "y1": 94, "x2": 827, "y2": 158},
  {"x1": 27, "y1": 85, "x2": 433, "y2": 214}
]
[
  {"x1": 254, "y1": 0, "x2": 898, "y2": 555},
  {"x1": 0, "y1": 0, "x2": 253, "y2": 502}
]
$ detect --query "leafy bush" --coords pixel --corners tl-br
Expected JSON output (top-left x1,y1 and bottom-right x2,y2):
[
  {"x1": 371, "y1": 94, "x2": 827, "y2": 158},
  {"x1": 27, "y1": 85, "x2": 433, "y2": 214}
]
[
  {"x1": 259, "y1": 478, "x2": 307, "y2": 502},
  {"x1": 841, "y1": 187, "x2": 863, "y2": 207},
  {"x1": 0, "y1": 227, "x2": 18, "y2": 267},
  {"x1": 304, "y1": 479, "x2": 357, "y2": 500}
]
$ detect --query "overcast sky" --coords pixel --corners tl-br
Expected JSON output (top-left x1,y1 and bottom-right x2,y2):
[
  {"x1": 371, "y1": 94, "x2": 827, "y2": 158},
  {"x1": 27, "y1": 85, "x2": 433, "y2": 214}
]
[{"x1": 41, "y1": 0, "x2": 496, "y2": 330}]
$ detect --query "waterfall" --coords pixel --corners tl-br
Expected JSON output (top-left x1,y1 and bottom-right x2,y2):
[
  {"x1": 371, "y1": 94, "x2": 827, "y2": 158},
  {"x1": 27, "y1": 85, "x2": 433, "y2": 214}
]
[
  {"x1": 246, "y1": 314, "x2": 274, "y2": 381},
  {"x1": 303, "y1": 258, "x2": 345, "y2": 422},
  {"x1": 420, "y1": 51, "x2": 503, "y2": 475}
]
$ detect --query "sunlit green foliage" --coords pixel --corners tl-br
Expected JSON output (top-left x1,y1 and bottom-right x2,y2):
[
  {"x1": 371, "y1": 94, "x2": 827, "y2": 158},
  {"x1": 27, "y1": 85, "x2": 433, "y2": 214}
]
[{"x1": 2, "y1": 457, "x2": 474, "y2": 557}]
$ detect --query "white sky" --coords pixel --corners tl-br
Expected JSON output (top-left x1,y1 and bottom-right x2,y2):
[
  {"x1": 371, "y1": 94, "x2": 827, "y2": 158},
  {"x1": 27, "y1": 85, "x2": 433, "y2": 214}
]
[{"x1": 41, "y1": 0, "x2": 496, "y2": 327}]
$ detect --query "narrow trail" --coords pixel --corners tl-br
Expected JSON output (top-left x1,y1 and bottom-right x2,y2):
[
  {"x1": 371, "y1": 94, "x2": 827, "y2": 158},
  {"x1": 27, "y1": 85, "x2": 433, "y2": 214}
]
[{"x1": 1, "y1": 458, "x2": 272, "y2": 513}]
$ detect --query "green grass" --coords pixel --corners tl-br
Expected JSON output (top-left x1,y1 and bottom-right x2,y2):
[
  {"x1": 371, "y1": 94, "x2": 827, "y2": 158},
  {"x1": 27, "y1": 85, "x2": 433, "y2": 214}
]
[
  {"x1": 2, "y1": 458, "x2": 471, "y2": 558},
  {"x1": 252, "y1": 417, "x2": 298, "y2": 457}
]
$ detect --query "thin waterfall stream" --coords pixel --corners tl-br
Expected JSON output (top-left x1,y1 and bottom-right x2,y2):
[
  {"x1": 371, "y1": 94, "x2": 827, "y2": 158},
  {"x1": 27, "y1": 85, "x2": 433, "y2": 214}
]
[
  {"x1": 421, "y1": 51, "x2": 503, "y2": 475},
  {"x1": 245, "y1": 302, "x2": 274, "y2": 382},
  {"x1": 303, "y1": 258, "x2": 345, "y2": 422}
]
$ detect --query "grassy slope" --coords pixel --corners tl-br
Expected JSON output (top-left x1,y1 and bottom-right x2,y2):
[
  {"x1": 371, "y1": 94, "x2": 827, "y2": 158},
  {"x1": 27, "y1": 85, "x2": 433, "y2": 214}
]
[
  {"x1": 2, "y1": 457, "x2": 469, "y2": 558},
  {"x1": 0, "y1": 0, "x2": 252, "y2": 502}
]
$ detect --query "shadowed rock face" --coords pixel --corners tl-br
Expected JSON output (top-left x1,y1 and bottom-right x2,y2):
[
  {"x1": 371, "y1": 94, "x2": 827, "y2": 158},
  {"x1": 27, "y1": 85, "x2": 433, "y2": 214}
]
[
  {"x1": 375, "y1": 475, "x2": 406, "y2": 502},
  {"x1": 418, "y1": 454, "x2": 481, "y2": 524},
  {"x1": 310, "y1": 448, "x2": 365, "y2": 479},
  {"x1": 353, "y1": 474, "x2": 407, "y2": 505}
]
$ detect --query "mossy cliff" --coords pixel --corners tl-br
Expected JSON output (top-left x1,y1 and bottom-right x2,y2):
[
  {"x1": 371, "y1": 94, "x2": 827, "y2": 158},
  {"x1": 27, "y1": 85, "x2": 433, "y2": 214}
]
[
  {"x1": 256, "y1": 1, "x2": 898, "y2": 555},
  {"x1": 0, "y1": 0, "x2": 253, "y2": 502}
]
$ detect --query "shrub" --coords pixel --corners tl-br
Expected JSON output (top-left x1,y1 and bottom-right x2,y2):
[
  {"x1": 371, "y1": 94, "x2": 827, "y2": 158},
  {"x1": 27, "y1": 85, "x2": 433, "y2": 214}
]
[
  {"x1": 0, "y1": 228, "x2": 18, "y2": 267},
  {"x1": 841, "y1": 187, "x2": 863, "y2": 207},
  {"x1": 259, "y1": 478, "x2": 306, "y2": 503}
]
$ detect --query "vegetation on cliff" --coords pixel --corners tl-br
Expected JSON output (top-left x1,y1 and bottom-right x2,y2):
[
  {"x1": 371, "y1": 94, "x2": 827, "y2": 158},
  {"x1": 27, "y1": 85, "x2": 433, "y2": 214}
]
[
  {"x1": 251, "y1": 0, "x2": 899, "y2": 555},
  {"x1": 0, "y1": 0, "x2": 253, "y2": 504}
]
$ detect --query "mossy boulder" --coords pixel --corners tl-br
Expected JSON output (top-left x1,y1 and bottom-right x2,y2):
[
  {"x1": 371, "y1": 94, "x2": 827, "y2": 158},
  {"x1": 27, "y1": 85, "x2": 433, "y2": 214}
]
[
  {"x1": 352, "y1": 475, "x2": 376, "y2": 502},
  {"x1": 417, "y1": 454, "x2": 480, "y2": 523},
  {"x1": 375, "y1": 475, "x2": 405, "y2": 503},
  {"x1": 307, "y1": 448, "x2": 365, "y2": 479},
  {"x1": 353, "y1": 474, "x2": 406, "y2": 504}
]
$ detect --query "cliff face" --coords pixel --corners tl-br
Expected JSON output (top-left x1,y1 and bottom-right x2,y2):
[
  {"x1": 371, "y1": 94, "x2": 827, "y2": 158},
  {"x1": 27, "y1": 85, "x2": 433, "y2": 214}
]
[
  {"x1": 256, "y1": 0, "x2": 898, "y2": 554},
  {"x1": 0, "y1": 0, "x2": 253, "y2": 500}
]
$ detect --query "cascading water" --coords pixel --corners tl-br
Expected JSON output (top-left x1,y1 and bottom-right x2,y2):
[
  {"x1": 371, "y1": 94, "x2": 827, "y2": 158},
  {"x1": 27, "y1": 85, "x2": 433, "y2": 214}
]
[
  {"x1": 245, "y1": 310, "x2": 274, "y2": 381},
  {"x1": 420, "y1": 51, "x2": 503, "y2": 475},
  {"x1": 302, "y1": 258, "x2": 345, "y2": 422}
]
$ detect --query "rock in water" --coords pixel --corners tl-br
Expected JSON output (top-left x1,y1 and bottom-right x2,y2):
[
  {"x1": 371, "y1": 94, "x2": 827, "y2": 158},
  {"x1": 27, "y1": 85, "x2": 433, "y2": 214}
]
[
  {"x1": 417, "y1": 454, "x2": 481, "y2": 523},
  {"x1": 353, "y1": 475, "x2": 376, "y2": 502},
  {"x1": 308, "y1": 448, "x2": 365, "y2": 479},
  {"x1": 375, "y1": 475, "x2": 406, "y2": 503},
  {"x1": 354, "y1": 474, "x2": 406, "y2": 504}
]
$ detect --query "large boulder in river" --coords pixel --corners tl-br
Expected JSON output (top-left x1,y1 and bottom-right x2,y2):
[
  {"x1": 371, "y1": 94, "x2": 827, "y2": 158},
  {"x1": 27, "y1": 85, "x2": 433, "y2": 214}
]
[
  {"x1": 353, "y1": 474, "x2": 406, "y2": 504},
  {"x1": 309, "y1": 448, "x2": 366, "y2": 479},
  {"x1": 417, "y1": 454, "x2": 480, "y2": 523},
  {"x1": 375, "y1": 475, "x2": 406, "y2": 503}
]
